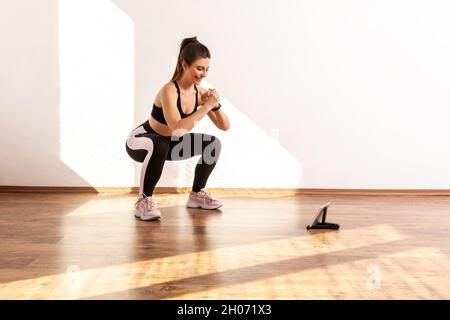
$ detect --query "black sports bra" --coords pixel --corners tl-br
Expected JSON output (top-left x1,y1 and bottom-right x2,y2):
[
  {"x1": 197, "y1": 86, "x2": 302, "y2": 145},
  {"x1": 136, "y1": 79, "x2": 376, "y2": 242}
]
[{"x1": 151, "y1": 80, "x2": 198, "y2": 125}]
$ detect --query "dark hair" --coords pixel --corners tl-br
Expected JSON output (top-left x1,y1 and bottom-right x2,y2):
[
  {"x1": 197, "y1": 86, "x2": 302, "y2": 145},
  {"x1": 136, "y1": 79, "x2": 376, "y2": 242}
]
[{"x1": 171, "y1": 37, "x2": 211, "y2": 81}]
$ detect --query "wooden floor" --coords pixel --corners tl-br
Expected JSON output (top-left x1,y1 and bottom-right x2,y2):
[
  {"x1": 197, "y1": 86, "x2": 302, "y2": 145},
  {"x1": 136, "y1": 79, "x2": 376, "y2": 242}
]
[{"x1": 0, "y1": 191, "x2": 449, "y2": 300}]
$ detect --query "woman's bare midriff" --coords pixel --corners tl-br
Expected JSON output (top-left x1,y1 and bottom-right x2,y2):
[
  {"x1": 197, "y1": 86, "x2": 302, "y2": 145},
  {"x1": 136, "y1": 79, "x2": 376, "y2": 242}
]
[{"x1": 148, "y1": 116, "x2": 172, "y2": 137}]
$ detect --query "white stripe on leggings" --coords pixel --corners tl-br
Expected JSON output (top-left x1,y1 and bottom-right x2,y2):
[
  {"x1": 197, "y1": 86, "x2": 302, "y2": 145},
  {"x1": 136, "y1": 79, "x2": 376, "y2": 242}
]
[{"x1": 126, "y1": 126, "x2": 154, "y2": 197}]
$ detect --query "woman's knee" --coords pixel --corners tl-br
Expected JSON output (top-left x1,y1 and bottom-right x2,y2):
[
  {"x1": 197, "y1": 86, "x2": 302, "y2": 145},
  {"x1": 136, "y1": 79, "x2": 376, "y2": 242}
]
[
  {"x1": 210, "y1": 135, "x2": 222, "y2": 152},
  {"x1": 203, "y1": 135, "x2": 222, "y2": 164}
]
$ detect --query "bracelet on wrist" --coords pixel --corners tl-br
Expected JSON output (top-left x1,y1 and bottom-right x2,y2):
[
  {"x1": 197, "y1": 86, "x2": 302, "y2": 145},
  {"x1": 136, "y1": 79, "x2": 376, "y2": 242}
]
[{"x1": 211, "y1": 103, "x2": 222, "y2": 112}]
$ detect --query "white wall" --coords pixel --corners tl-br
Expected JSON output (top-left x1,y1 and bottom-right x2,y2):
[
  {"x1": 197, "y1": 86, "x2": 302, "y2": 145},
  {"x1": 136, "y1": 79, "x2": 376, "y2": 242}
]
[{"x1": 1, "y1": 0, "x2": 450, "y2": 189}]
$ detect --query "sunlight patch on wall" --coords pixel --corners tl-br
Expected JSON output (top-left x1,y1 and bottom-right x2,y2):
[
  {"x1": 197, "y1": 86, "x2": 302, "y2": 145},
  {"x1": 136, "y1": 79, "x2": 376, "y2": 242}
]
[
  {"x1": 162, "y1": 80, "x2": 303, "y2": 188},
  {"x1": 59, "y1": 0, "x2": 134, "y2": 187}
]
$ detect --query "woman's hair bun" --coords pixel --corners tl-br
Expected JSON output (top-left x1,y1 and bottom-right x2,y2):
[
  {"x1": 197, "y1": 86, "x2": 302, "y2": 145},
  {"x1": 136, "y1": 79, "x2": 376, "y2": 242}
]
[{"x1": 180, "y1": 37, "x2": 198, "y2": 52}]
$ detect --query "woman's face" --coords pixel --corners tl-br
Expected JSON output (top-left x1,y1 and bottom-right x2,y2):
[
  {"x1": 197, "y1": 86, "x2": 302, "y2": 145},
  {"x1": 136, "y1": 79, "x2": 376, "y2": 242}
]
[{"x1": 183, "y1": 58, "x2": 210, "y2": 85}]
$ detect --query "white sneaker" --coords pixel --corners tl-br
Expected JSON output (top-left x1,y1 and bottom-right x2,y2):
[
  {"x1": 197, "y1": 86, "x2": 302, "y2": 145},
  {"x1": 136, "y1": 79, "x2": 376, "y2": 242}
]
[
  {"x1": 186, "y1": 188, "x2": 223, "y2": 210},
  {"x1": 134, "y1": 196, "x2": 161, "y2": 221}
]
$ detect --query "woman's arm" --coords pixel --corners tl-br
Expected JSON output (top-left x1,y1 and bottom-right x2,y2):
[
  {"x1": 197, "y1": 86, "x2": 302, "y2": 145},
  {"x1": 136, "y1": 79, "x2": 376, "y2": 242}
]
[
  {"x1": 199, "y1": 86, "x2": 231, "y2": 131},
  {"x1": 207, "y1": 108, "x2": 230, "y2": 131}
]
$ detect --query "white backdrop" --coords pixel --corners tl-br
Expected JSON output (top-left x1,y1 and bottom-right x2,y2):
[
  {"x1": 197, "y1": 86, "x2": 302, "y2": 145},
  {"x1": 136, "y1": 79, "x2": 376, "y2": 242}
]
[{"x1": 1, "y1": 0, "x2": 450, "y2": 189}]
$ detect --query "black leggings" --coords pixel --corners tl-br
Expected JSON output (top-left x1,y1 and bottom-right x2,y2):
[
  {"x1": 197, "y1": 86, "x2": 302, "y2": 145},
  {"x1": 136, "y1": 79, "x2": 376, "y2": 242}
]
[{"x1": 125, "y1": 121, "x2": 221, "y2": 197}]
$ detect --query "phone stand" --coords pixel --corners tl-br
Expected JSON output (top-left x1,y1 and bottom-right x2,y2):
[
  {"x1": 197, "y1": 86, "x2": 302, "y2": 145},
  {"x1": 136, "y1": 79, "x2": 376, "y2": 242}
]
[{"x1": 306, "y1": 202, "x2": 340, "y2": 230}]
